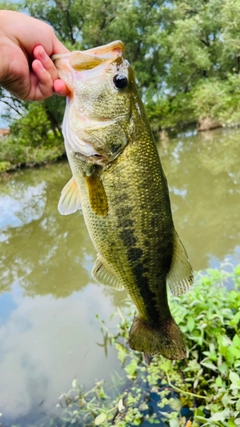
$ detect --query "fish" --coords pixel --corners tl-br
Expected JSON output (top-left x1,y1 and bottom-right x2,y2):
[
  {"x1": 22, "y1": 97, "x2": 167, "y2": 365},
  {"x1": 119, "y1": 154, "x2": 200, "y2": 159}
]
[{"x1": 52, "y1": 41, "x2": 193, "y2": 360}]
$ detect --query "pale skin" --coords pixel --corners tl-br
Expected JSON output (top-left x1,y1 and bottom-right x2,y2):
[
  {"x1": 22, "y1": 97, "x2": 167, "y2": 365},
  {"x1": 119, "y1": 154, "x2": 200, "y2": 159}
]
[{"x1": 0, "y1": 10, "x2": 69, "y2": 100}]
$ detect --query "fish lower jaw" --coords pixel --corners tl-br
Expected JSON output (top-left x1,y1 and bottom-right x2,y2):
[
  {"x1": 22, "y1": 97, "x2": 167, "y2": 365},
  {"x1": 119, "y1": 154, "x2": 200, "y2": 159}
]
[
  {"x1": 65, "y1": 131, "x2": 112, "y2": 165},
  {"x1": 66, "y1": 137, "x2": 99, "y2": 157},
  {"x1": 63, "y1": 118, "x2": 100, "y2": 157},
  {"x1": 73, "y1": 150, "x2": 109, "y2": 166}
]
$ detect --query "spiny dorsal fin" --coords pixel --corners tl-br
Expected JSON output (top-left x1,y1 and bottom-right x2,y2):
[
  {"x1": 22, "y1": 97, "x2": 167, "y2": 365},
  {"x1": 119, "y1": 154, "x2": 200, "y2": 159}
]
[
  {"x1": 92, "y1": 256, "x2": 124, "y2": 291},
  {"x1": 85, "y1": 173, "x2": 108, "y2": 216},
  {"x1": 58, "y1": 177, "x2": 81, "y2": 215},
  {"x1": 167, "y1": 230, "x2": 193, "y2": 295}
]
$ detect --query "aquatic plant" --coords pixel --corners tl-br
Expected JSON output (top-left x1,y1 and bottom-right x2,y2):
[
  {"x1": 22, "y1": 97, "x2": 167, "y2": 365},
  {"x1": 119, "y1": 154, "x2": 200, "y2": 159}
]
[{"x1": 49, "y1": 266, "x2": 240, "y2": 426}]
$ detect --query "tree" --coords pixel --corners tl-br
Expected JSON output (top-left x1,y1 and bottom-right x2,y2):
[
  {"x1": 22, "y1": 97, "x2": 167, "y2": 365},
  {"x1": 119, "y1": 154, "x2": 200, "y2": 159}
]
[{"x1": 1, "y1": 0, "x2": 240, "y2": 154}]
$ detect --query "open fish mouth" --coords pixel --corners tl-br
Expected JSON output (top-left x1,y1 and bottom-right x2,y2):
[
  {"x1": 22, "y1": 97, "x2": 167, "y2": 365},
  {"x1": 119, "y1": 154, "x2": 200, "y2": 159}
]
[
  {"x1": 52, "y1": 40, "x2": 124, "y2": 71},
  {"x1": 52, "y1": 41, "x2": 128, "y2": 163}
]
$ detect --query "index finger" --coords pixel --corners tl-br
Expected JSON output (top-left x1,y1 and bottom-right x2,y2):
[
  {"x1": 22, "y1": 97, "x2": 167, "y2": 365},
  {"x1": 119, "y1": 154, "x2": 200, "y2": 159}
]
[
  {"x1": 33, "y1": 45, "x2": 58, "y2": 81},
  {"x1": 51, "y1": 36, "x2": 69, "y2": 56}
]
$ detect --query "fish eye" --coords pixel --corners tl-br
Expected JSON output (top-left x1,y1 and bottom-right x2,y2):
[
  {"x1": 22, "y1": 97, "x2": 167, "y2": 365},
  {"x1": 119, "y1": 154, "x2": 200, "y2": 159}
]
[{"x1": 113, "y1": 74, "x2": 128, "y2": 90}]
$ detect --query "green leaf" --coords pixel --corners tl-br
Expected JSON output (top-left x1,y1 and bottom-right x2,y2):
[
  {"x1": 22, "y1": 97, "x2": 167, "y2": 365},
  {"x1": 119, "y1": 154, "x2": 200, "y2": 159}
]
[
  {"x1": 72, "y1": 378, "x2": 78, "y2": 389},
  {"x1": 211, "y1": 409, "x2": 230, "y2": 421},
  {"x1": 200, "y1": 361, "x2": 218, "y2": 371},
  {"x1": 94, "y1": 413, "x2": 107, "y2": 425},
  {"x1": 221, "y1": 393, "x2": 229, "y2": 408},
  {"x1": 236, "y1": 399, "x2": 240, "y2": 411},
  {"x1": 215, "y1": 376, "x2": 223, "y2": 387},
  {"x1": 229, "y1": 371, "x2": 240, "y2": 387},
  {"x1": 187, "y1": 316, "x2": 195, "y2": 332},
  {"x1": 169, "y1": 419, "x2": 180, "y2": 427},
  {"x1": 233, "y1": 333, "x2": 240, "y2": 348},
  {"x1": 125, "y1": 359, "x2": 138, "y2": 378},
  {"x1": 234, "y1": 266, "x2": 240, "y2": 276}
]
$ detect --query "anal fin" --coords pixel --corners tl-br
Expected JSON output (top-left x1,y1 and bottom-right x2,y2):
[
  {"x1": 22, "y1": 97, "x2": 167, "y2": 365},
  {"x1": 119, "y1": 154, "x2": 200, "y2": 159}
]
[{"x1": 92, "y1": 256, "x2": 124, "y2": 291}]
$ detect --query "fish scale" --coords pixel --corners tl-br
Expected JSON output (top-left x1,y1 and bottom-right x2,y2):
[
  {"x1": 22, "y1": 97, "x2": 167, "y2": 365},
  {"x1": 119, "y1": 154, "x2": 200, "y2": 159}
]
[{"x1": 53, "y1": 40, "x2": 193, "y2": 359}]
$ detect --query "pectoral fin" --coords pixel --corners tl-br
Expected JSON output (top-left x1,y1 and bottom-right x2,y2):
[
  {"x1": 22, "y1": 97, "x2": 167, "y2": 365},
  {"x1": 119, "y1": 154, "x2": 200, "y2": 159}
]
[
  {"x1": 58, "y1": 177, "x2": 81, "y2": 215},
  {"x1": 167, "y1": 230, "x2": 194, "y2": 295},
  {"x1": 85, "y1": 173, "x2": 108, "y2": 216},
  {"x1": 92, "y1": 256, "x2": 124, "y2": 291}
]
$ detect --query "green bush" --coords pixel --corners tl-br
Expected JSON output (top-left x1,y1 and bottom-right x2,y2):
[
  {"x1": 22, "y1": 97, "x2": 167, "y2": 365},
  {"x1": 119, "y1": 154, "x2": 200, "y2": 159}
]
[
  {"x1": 192, "y1": 75, "x2": 240, "y2": 126},
  {"x1": 50, "y1": 265, "x2": 240, "y2": 427},
  {"x1": 10, "y1": 102, "x2": 56, "y2": 148},
  {"x1": 0, "y1": 103, "x2": 64, "y2": 169},
  {"x1": 146, "y1": 92, "x2": 196, "y2": 131}
]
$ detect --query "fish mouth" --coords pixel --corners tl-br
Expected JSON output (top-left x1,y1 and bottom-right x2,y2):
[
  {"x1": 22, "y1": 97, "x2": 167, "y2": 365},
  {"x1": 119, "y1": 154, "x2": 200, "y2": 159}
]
[
  {"x1": 76, "y1": 151, "x2": 109, "y2": 167},
  {"x1": 52, "y1": 41, "x2": 126, "y2": 163},
  {"x1": 62, "y1": 101, "x2": 122, "y2": 164},
  {"x1": 52, "y1": 40, "x2": 124, "y2": 72},
  {"x1": 67, "y1": 128, "x2": 124, "y2": 166}
]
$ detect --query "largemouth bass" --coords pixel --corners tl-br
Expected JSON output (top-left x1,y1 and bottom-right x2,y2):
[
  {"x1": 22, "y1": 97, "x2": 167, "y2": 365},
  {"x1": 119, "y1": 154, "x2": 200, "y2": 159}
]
[{"x1": 53, "y1": 41, "x2": 193, "y2": 360}]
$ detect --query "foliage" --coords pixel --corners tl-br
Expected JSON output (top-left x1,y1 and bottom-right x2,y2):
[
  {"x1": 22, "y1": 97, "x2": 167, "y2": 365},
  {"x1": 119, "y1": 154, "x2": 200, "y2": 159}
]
[
  {"x1": 9, "y1": 103, "x2": 59, "y2": 148},
  {"x1": 2, "y1": 0, "x2": 240, "y2": 168},
  {"x1": 0, "y1": 103, "x2": 64, "y2": 168},
  {"x1": 0, "y1": 160, "x2": 12, "y2": 173},
  {"x1": 45, "y1": 265, "x2": 240, "y2": 427},
  {"x1": 192, "y1": 75, "x2": 240, "y2": 126},
  {"x1": 147, "y1": 93, "x2": 196, "y2": 132}
]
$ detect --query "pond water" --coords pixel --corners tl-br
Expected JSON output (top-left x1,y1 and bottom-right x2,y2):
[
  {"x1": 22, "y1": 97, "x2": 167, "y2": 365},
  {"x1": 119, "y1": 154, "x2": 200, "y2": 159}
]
[{"x1": 0, "y1": 127, "x2": 239, "y2": 426}]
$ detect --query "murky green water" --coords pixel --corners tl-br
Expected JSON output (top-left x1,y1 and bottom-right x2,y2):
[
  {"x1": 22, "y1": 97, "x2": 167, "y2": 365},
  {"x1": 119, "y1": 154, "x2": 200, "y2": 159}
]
[{"x1": 0, "y1": 127, "x2": 239, "y2": 425}]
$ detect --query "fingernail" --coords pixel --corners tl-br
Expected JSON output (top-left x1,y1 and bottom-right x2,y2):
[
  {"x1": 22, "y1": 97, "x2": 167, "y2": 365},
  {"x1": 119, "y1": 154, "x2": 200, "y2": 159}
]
[{"x1": 38, "y1": 47, "x2": 45, "y2": 59}]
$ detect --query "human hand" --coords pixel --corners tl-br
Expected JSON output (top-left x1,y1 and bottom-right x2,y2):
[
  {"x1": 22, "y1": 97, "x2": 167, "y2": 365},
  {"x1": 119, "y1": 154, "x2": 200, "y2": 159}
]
[{"x1": 0, "y1": 10, "x2": 69, "y2": 100}]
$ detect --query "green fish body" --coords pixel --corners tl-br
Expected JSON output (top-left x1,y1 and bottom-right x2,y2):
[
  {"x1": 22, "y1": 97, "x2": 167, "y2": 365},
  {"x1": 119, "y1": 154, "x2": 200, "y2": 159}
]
[{"x1": 53, "y1": 41, "x2": 193, "y2": 359}]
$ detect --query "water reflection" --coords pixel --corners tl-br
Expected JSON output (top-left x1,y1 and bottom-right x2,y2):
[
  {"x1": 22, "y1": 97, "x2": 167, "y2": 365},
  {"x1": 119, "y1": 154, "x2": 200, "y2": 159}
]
[
  {"x1": 0, "y1": 164, "x2": 127, "y2": 424},
  {"x1": 0, "y1": 166, "x2": 92, "y2": 297},
  {"x1": 0, "y1": 283, "x2": 122, "y2": 424},
  {"x1": 0, "y1": 128, "x2": 239, "y2": 424},
  {"x1": 159, "y1": 128, "x2": 240, "y2": 270}
]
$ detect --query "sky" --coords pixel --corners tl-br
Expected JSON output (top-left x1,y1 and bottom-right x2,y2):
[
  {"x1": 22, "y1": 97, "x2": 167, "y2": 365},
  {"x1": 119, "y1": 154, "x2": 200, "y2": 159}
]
[
  {"x1": 0, "y1": 99, "x2": 15, "y2": 128},
  {"x1": 0, "y1": 100, "x2": 9, "y2": 128}
]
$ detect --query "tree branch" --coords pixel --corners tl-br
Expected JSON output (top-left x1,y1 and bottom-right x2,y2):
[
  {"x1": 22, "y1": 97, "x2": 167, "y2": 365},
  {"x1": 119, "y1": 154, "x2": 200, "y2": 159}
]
[
  {"x1": 0, "y1": 98, "x2": 25, "y2": 117},
  {"x1": 200, "y1": 39, "x2": 210, "y2": 47}
]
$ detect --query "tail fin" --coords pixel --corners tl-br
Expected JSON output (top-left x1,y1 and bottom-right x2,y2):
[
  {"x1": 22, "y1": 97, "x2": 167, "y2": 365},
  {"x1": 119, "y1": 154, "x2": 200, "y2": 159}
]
[{"x1": 128, "y1": 316, "x2": 186, "y2": 359}]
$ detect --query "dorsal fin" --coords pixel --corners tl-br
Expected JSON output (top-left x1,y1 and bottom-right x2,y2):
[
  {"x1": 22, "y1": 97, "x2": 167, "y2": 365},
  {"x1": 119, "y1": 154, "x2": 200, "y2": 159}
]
[
  {"x1": 167, "y1": 230, "x2": 194, "y2": 295},
  {"x1": 92, "y1": 256, "x2": 124, "y2": 291},
  {"x1": 58, "y1": 177, "x2": 81, "y2": 215}
]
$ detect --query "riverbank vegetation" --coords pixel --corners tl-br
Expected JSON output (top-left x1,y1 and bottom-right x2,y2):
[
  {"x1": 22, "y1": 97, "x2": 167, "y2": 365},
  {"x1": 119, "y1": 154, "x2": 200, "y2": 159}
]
[
  {"x1": 1, "y1": 0, "x2": 240, "y2": 172},
  {"x1": 40, "y1": 265, "x2": 239, "y2": 427}
]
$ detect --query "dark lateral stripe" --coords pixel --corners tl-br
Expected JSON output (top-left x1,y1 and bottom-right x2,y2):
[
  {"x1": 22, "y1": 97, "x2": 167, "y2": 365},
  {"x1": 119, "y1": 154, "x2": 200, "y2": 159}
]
[{"x1": 116, "y1": 205, "x2": 161, "y2": 323}]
